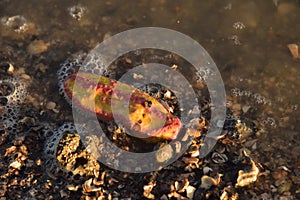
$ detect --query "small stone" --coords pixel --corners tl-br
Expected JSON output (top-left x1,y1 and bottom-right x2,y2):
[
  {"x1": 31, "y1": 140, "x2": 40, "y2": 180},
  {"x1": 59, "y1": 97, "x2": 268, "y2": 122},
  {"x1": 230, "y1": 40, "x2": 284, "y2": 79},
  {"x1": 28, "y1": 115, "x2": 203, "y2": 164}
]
[
  {"x1": 36, "y1": 159, "x2": 42, "y2": 166},
  {"x1": 7, "y1": 63, "x2": 14, "y2": 74},
  {"x1": 46, "y1": 101, "x2": 56, "y2": 110},
  {"x1": 287, "y1": 44, "x2": 299, "y2": 59},
  {"x1": 160, "y1": 194, "x2": 168, "y2": 200},
  {"x1": 186, "y1": 185, "x2": 196, "y2": 199},
  {"x1": 20, "y1": 74, "x2": 31, "y2": 80},
  {"x1": 278, "y1": 182, "x2": 292, "y2": 194},
  {"x1": 27, "y1": 40, "x2": 49, "y2": 55},
  {"x1": 242, "y1": 105, "x2": 251, "y2": 113},
  {"x1": 125, "y1": 58, "x2": 132, "y2": 64},
  {"x1": 156, "y1": 144, "x2": 173, "y2": 163},
  {"x1": 59, "y1": 190, "x2": 68, "y2": 198},
  {"x1": 35, "y1": 63, "x2": 48, "y2": 73},
  {"x1": 203, "y1": 166, "x2": 213, "y2": 175}
]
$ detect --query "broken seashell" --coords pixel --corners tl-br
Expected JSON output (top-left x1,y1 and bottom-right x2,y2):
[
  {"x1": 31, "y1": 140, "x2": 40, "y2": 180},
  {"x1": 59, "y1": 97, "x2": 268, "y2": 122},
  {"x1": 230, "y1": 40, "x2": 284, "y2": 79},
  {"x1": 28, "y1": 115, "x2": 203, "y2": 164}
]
[
  {"x1": 236, "y1": 158, "x2": 259, "y2": 187},
  {"x1": 143, "y1": 182, "x2": 156, "y2": 199},
  {"x1": 82, "y1": 178, "x2": 103, "y2": 193},
  {"x1": 9, "y1": 160, "x2": 22, "y2": 170},
  {"x1": 200, "y1": 174, "x2": 222, "y2": 189},
  {"x1": 287, "y1": 44, "x2": 299, "y2": 59},
  {"x1": 203, "y1": 166, "x2": 213, "y2": 175},
  {"x1": 220, "y1": 187, "x2": 239, "y2": 200},
  {"x1": 182, "y1": 157, "x2": 199, "y2": 165},
  {"x1": 211, "y1": 152, "x2": 228, "y2": 164},
  {"x1": 174, "y1": 178, "x2": 189, "y2": 193}
]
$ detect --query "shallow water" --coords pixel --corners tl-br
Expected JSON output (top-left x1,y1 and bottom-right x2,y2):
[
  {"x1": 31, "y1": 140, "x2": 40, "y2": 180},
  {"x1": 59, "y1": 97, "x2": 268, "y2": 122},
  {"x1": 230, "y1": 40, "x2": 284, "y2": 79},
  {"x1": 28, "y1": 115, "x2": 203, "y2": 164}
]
[{"x1": 1, "y1": 0, "x2": 300, "y2": 198}]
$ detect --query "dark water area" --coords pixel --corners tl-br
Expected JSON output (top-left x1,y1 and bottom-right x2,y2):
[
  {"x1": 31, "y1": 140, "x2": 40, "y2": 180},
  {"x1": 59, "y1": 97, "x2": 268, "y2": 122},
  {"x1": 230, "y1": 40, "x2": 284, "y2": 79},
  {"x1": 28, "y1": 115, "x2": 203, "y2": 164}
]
[{"x1": 1, "y1": 0, "x2": 300, "y2": 199}]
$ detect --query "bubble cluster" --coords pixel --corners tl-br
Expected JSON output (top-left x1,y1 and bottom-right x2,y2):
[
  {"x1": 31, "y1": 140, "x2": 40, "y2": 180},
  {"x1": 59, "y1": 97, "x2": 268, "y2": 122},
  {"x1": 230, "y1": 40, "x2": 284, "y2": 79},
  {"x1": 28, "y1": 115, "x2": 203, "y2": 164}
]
[
  {"x1": 0, "y1": 78, "x2": 28, "y2": 133},
  {"x1": 230, "y1": 87, "x2": 272, "y2": 105},
  {"x1": 0, "y1": 15, "x2": 29, "y2": 33},
  {"x1": 57, "y1": 52, "x2": 112, "y2": 98},
  {"x1": 290, "y1": 104, "x2": 298, "y2": 111},
  {"x1": 228, "y1": 35, "x2": 242, "y2": 45},
  {"x1": 57, "y1": 52, "x2": 86, "y2": 96},
  {"x1": 43, "y1": 123, "x2": 76, "y2": 176},
  {"x1": 43, "y1": 123, "x2": 101, "y2": 178},
  {"x1": 262, "y1": 117, "x2": 277, "y2": 128},
  {"x1": 68, "y1": 5, "x2": 86, "y2": 21},
  {"x1": 233, "y1": 22, "x2": 246, "y2": 30},
  {"x1": 196, "y1": 67, "x2": 216, "y2": 82},
  {"x1": 81, "y1": 52, "x2": 111, "y2": 77}
]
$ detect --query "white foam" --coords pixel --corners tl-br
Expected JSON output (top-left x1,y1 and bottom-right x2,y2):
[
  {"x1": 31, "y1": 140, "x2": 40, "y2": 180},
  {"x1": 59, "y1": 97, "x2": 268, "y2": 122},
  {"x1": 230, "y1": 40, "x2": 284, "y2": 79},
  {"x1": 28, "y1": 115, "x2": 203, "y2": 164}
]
[{"x1": 0, "y1": 78, "x2": 28, "y2": 134}]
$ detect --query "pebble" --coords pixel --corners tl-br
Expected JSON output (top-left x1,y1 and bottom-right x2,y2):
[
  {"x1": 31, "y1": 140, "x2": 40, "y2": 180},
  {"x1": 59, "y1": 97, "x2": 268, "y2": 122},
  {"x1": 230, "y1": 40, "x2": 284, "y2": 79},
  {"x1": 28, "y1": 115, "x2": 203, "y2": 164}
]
[
  {"x1": 155, "y1": 144, "x2": 173, "y2": 163},
  {"x1": 35, "y1": 63, "x2": 48, "y2": 73},
  {"x1": 242, "y1": 105, "x2": 251, "y2": 113},
  {"x1": 186, "y1": 185, "x2": 196, "y2": 199},
  {"x1": 287, "y1": 44, "x2": 299, "y2": 59},
  {"x1": 20, "y1": 74, "x2": 31, "y2": 81},
  {"x1": 203, "y1": 166, "x2": 213, "y2": 175},
  {"x1": 46, "y1": 101, "x2": 56, "y2": 110},
  {"x1": 27, "y1": 40, "x2": 49, "y2": 55},
  {"x1": 7, "y1": 63, "x2": 14, "y2": 74},
  {"x1": 278, "y1": 182, "x2": 292, "y2": 194}
]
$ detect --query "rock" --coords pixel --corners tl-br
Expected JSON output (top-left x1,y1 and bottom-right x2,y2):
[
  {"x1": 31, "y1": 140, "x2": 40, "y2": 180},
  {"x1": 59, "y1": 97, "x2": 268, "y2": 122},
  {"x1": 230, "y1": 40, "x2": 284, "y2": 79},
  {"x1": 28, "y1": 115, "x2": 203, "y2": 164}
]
[
  {"x1": 186, "y1": 185, "x2": 196, "y2": 199},
  {"x1": 7, "y1": 63, "x2": 14, "y2": 74},
  {"x1": 27, "y1": 40, "x2": 49, "y2": 55},
  {"x1": 46, "y1": 101, "x2": 56, "y2": 110},
  {"x1": 287, "y1": 44, "x2": 299, "y2": 59}
]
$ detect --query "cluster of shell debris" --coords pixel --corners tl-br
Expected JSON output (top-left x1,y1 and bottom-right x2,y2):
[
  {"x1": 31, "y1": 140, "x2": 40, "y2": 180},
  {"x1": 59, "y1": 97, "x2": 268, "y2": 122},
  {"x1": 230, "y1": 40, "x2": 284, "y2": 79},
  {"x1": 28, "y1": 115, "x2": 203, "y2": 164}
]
[
  {"x1": 0, "y1": 46, "x2": 298, "y2": 199},
  {"x1": 39, "y1": 115, "x2": 262, "y2": 199}
]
